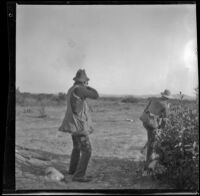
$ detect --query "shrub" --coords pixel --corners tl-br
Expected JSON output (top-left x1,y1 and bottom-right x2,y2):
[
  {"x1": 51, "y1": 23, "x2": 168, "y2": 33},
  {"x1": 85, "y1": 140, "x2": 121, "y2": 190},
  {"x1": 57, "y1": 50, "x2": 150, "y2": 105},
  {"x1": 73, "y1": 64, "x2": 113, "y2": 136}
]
[
  {"x1": 58, "y1": 92, "x2": 67, "y2": 101},
  {"x1": 195, "y1": 87, "x2": 199, "y2": 107},
  {"x1": 24, "y1": 97, "x2": 38, "y2": 106},
  {"x1": 38, "y1": 101, "x2": 47, "y2": 118},
  {"x1": 154, "y1": 102, "x2": 199, "y2": 190},
  {"x1": 16, "y1": 87, "x2": 25, "y2": 106},
  {"x1": 99, "y1": 96, "x2": 121, "y2": 102},
  {"x1": 57, "y1": 92, "x2": 67, "y2": 105},
  {"x1": 121, "y1": 96, "x2": 139, "y2": 103},
  {"x1": 15, "y1": 89, "x2": 68, "y2": 106}
]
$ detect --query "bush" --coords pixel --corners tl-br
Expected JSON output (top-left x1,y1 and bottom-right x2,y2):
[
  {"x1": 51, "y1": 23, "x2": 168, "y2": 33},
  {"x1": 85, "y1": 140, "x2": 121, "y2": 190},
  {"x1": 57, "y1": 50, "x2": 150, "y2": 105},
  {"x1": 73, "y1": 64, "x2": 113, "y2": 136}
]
[
  {"x1": 121, "y1": 96, "x2": 139, "y2": 103},
  {"x1": 16, "y1": 87, "x2": 25, "y2": 106},
  {"x1": 99, "y1": 96, "x2": 121, "y2": 102},
  {"x1": 154, "y1": 103, "x2": 199, "y2": 190},
  {"x1": 38, "y1": 102, "x2": 47, "y2": 118},
  {"x1": 57, "y1": 92, "x2": 67, "y2": 105},
  {"x1": 24, "y1": 97, "x2": 38, "y2": 106},
  {"x1": 58, "y1": 92, "x2": 67, "y2": 101},
  {"x1": 15, "y1": 89, "x2": 68, "y2": 106}
]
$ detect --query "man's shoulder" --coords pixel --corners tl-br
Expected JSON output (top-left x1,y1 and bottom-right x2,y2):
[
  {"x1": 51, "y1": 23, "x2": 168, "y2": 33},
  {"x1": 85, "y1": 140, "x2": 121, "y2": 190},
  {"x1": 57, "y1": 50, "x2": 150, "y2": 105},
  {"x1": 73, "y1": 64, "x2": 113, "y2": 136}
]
[
  {"x1": 148, "y1": 97, "x2": 160, "y2": 104},
  {"x1": 67, "y1": 85, "x2": 76, "y2": 94},
  {"x1": 149, "y1": 98, "x2": 167, "y2": 109}
]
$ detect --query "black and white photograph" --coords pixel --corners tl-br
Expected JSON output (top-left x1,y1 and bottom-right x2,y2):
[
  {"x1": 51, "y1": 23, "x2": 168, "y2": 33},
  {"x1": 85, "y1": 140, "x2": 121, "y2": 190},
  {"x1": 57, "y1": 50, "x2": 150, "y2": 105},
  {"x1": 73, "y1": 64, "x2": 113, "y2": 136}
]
[{"x1": 14, "y1": 3, "x2": 198, "y2": 192}]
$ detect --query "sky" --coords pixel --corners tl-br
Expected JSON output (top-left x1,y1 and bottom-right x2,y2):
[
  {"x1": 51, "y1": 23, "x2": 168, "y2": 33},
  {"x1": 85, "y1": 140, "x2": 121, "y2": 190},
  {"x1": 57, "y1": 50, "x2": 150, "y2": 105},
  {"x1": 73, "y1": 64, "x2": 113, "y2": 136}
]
[{"x1": 16, "y1": 4, "x2": 198, "y2": 96}]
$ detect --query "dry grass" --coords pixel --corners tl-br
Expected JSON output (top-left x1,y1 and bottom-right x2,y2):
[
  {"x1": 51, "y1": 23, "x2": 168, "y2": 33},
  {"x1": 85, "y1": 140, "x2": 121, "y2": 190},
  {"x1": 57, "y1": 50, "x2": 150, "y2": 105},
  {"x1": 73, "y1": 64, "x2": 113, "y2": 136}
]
[{"x1": 16, "y1": 99, "x2": 173, "y2": 190}]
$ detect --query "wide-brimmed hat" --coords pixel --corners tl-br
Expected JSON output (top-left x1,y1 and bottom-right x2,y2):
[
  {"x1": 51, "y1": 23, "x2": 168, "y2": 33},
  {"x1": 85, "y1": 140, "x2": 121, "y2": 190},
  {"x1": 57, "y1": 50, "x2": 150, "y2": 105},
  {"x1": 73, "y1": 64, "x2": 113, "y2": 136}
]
[
  {"x1": 161, "y1": 89, "x2": 173, "y2": 99},
  {"x1": 73, "y1": 69, "x2": 89, "y2": 82}
]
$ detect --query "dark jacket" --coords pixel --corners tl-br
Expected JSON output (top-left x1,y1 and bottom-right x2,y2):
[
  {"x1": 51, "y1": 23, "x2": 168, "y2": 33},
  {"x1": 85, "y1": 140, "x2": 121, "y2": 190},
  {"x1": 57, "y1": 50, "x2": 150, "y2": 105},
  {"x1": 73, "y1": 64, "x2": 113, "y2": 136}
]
[
  {"x1": 144, "y1": 98, "x2": 169, "y2": 118},
  {"x1": 143, "y1": 98, "x2": 170, "y2": 129}
]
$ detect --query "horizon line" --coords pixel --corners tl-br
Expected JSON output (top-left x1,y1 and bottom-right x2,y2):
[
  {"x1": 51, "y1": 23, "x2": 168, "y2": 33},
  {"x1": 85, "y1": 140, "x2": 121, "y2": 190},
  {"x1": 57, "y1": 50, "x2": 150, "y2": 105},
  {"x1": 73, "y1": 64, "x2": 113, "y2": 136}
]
[{"x1": 17, "y1": 90, "x2": 196, "y2": 98}]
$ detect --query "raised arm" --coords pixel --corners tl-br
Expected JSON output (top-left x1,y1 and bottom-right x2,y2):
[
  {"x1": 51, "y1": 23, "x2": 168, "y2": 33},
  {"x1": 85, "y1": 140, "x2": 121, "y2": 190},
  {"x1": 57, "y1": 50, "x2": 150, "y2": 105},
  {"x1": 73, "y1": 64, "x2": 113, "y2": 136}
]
[{"x1": 74, "y1": 86, "x2": 99, "y2": 99}]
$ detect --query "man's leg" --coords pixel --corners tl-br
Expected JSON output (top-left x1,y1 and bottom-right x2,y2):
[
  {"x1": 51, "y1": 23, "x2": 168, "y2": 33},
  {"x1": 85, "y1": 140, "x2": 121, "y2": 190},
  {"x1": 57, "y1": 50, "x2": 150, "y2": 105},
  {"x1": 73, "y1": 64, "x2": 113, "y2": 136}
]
[
  {"x1": 141, "y1": 141, "x2": 147, "y2": 154},
  {"x1": 72, "y1": 135, "x2": 92, "y2": 181},
  {"x1": 68, "y1": 135, "x2": 81, "y2": 175},
  {"x1": 146, "y1": 127, "x2": 155, "y2": 165}
]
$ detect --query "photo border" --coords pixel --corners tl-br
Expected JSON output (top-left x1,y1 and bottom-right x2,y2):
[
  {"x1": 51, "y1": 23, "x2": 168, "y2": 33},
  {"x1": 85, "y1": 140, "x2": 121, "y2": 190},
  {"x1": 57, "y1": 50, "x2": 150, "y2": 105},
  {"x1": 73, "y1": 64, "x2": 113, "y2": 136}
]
[{"x1": 3, "y1": 1, "x2": 199, "y2": 195}]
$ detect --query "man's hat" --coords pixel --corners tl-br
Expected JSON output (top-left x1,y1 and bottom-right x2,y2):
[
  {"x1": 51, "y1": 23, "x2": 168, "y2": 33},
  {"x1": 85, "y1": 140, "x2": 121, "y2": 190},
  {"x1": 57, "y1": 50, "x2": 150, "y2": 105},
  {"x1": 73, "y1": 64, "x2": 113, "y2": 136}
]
[
  {"x1": 161, "y1": 89, "x2": 173, "y2": 99},
  {"x1": 73, "y1": 69, "x2": 90, "y2": 82}
]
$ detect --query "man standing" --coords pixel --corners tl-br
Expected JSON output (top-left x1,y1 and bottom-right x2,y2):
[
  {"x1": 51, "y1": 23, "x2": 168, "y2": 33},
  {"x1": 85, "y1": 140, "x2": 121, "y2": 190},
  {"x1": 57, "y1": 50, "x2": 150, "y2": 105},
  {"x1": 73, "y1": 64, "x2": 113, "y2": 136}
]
[
  {"x1": 140, "y1": 89, "x2": 172, "y2": 171},
  {"x1": 59, "y1": 69, "x2": 99, "y2": 182}
]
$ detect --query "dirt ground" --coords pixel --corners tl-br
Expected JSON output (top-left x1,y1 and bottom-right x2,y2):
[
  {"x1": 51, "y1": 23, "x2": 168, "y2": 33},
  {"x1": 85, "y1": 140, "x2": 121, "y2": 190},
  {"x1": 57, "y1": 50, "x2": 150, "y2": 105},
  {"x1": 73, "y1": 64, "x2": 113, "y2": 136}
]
[{"x1": 16, "y1": 99, "x2": 172, "y2": 190}]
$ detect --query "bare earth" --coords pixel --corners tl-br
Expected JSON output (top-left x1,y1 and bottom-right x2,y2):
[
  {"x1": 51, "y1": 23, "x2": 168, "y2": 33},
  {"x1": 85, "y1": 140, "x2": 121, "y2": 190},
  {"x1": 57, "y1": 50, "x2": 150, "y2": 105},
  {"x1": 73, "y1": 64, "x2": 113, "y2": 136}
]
[{"x1": 16, "y1": 99, "x2": 172, "y2": 190}]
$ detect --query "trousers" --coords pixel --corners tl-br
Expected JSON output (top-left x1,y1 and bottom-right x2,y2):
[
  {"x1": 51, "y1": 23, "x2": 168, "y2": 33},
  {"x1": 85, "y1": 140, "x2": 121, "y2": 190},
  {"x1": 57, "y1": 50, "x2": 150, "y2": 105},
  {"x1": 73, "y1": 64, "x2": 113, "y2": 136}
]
[
  {"x1": 143, "y1": 122, "x2": 156, "y2": 166},
  {"x1": 69, "y1": 134, "x2": 92, "y2": 178}
]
